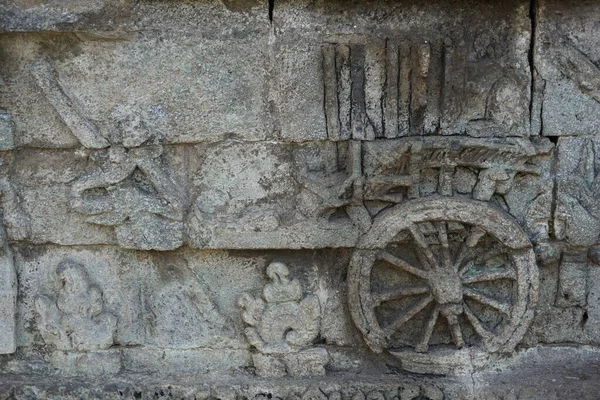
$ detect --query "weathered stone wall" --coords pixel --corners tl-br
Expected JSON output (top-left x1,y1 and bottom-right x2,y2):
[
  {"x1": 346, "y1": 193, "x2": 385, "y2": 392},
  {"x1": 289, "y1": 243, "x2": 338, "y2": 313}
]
[{"x1": 1, "y1": 0, "x2": 600, "y2": 398}]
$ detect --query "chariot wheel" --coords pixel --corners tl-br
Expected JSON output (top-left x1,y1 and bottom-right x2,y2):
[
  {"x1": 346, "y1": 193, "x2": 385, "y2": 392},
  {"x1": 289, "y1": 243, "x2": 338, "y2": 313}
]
[{"x1": 348, "y1": 196, "x2": 538, "y2": 357}]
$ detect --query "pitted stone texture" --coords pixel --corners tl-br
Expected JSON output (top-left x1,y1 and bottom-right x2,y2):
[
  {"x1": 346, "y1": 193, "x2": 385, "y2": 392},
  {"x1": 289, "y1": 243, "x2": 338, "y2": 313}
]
[
  {"x1": 0, "y1": 346, "x2": 599, "y2": 399},
  {"x1": 239, "y1": 261, "x2": 329, "y2": 377},
  {"x1": 0, "y1": 0, "x2": 132, "y2": 32},
  {"x1": 35, "y1": 259, "x2": 117, "y2": 351},
  {"x1": 13, "y1": 245, "x2": 361, "y2": 374},
  {"x1": 274, "y1": 0, "x2": 531, "y2": 140},
  {"x1": 554, "y1": 137, "x2": 600, "y2": 248},
  {"x1": 534, "y1": 0, "x2": 600, "y2": 136},
  {"x1": 1, "y1": 32, "x2": 271, "y2": 148},
  {"x1": 17, "y1": 246, "x2": 247, "y2": 350},
  {"x1": 186, "y1": 141, "x2": 361, "y2": 249},
  {"x1": 13, "y1": 147, "x2": 189, "y2": 248}
]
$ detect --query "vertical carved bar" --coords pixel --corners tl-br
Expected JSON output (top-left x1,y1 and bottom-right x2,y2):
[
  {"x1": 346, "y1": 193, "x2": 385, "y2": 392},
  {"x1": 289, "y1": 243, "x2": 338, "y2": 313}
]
[
  {"x1": 364, "y1": 44, "x2": 385, "y2": 139},
  {"x1": 0, "y1": 241, "x2": 16, "y2": 354},
  {"x1": 425, "y1": 41, "x2": 442, "y2": 135},
  {"x1": 384, "y1": 40, "x2": 399, "y2": 138},
  {"x1": 398, "y1": 42, "x2": 411, "y2": 136},
  {"x1": 336, "y1": 44, "x2": 352, "y2": 140},
  {"x1": 323, "y1": 44, "x2": 341, "y2": 140},
  {"x1": 30, "y1": 59, "x2": 109, "y2": 149},
  {"x1": 410, "y1": 43, "x2": 431, "y2": 136},
  {"x1": 350, "y1": 44, "x2": 369, "y2": 140},
  {"x1": 0, "y1": 179, "x2": 28, "y2": 354}
]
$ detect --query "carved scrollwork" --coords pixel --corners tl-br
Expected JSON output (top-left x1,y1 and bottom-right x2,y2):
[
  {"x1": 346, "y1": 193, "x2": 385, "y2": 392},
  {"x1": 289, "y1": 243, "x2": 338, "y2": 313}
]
[{"x1": 238, "y1": 262, "x2": 329, "y2": 377}]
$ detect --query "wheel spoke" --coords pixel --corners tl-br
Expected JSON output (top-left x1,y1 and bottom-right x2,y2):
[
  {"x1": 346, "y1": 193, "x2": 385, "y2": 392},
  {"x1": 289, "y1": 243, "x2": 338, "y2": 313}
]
[
  {"x1": 437, "y1": 222, "x2": 451, "y2": 269},
  {"x1": 474, "y1": 243, "x2": 505, "y2": 264},
  {"x1": 373, "y1": 285, "x2": 430, "y2": 306},
  {"x1": 453, "y1": 226, "x2": 485, "y2": 269},
  {"x1": 409, "y1": 224, "x2": 438, "y2": 269},
  {"x1": 463, "y1": 301, "x2": 494, "y2": 342},
  {"x1": 465, "y1": 226, "x2": 486, "y2": 247},
  {"x1": 458, "y1": 259, "x2": 474, "y2": 277},
  {"x1": 415, "y1": 305, "x2": 439, "y2": 353},
  {"x1": 462, "y1": 267, "x2": 516, "y2": 284},
  {"x1": 449, "y1": 319, "x2": 464, "y2": 349},
  {"x1": 384, "y1": 294, "x2": 434, "y2": 336},
  {"x1": 458, "y1": 243, "x2": 504, "y2": 276},
  {"x1": 463, "y1": 287, "x2": 510, "y2": 316},
  {"x1": 378, "y1": 251, "x2": 429, "y2": 279}
]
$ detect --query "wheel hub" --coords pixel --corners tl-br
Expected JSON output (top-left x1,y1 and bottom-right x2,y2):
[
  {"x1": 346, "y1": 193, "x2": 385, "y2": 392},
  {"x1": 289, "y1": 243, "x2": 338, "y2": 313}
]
[{"x1": 428, "y1": 266, "x2": 463, "y2": 306}]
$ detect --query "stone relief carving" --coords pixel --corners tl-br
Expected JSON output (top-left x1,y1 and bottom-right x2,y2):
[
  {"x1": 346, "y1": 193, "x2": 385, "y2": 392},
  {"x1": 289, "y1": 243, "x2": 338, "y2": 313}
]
[
  {"x1": 322, "y1": 38, "x2": 529, "y2": 140},
  {"x1": 553, "y1": 138, "x2": 600, "y2": 308},
  {"x1": 30, "y1": 58, "x2": 110, "y2": 149},
  {"x1": 534, "y1": 1, "x2": 600, "y2": 135},
  {"x1": 294, "y1": 385, "x2": 444, "y2": 400},
  {"x1": 334, "y1": 136, "x2": 549, "y2": 372},
  {"x1": 0, "y1": 173, "x2": 30, "y2": 354},
  {"x1": 238, "y1": 262, "x2": 329, "y2": 377},
  {"x1": 142, "y1": 263, "x2": 236, "y2": 349},
  {"x1": 70, "y1": 142, "x2": 185, "y2": 250},
  {"x1": 30, "y1": 57, "x2": 185, "y2": 250},
  {"x1": 35, "y1": 259, "x2": 117, "y2": 351}
]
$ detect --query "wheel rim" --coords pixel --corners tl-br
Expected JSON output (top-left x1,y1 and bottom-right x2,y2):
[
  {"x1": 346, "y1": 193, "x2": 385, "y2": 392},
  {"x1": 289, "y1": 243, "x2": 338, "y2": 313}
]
[{"x1": 348, "y1": 196, "x2": 538, "y2": 354}]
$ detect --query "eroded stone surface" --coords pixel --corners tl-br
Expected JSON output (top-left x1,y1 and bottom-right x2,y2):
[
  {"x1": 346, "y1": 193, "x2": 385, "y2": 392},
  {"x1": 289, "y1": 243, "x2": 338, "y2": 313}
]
[
  {"x1": 0, "y1": 0, "x2": 599, "y2": 395},
  {"x1": 534, "y1": 0, "x2": 600, "y2": 136}
]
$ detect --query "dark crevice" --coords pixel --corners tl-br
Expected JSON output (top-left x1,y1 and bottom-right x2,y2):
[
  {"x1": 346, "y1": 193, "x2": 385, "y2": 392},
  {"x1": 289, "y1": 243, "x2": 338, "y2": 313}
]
[
  {"x1": 548, "y1": 135, "x2": 559, "y2": 239},
  {"x1": 528, "y1": 0, "x2": 538, "y2": 134},
  {"x1": 268, "y1": 0, "x2": 274, "y2": 22},
  {"x1": 581, "y1": 310, "x2": 589, "y2": 328}
]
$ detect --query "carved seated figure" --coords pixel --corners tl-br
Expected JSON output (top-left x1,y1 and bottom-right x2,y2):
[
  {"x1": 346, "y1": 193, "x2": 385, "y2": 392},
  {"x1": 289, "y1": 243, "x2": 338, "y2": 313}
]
[
  {"x1": 35, "y1": 260, "x2": 117, "y2": 351},
  {"x1": 238, "y1": 262, "x2": 329, "y2": 377}
]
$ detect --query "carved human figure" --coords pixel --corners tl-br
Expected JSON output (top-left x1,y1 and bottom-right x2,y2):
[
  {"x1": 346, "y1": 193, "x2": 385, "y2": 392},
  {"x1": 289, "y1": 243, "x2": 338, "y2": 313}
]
[
  {"x1": 0, "y1": 176, "x2": 30, "y2": 354},
  {"x1": 551, "y1": 139, "x2": 600, "y2": 307},
  {"x1": 238, "y1": 262, "x2": 328, "y2": 377},
  {"x1": 144, "y1": 263, "x2": 236, "y2": 349},
  {"x1": 35, "y1": 260, "x2": 117, "y2": 351},
  {"x1": 555, "y1": 140, "x2": 600, "y2": 249},
  {"x1": 70, "y1": 137, "x2": 185, "y2": 251}
]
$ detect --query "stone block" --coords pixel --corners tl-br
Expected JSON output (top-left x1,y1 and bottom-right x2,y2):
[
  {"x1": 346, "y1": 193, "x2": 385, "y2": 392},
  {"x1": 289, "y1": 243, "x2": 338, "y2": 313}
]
[
  {"x1": 14, "y1": 245, "x2": 257, "y2": 352},
  {"x1": 187, "y1": 141, "x2": 361, "y2": 249},
  {"x1": 274, "y1": 0, "x2": 531, "y2": 139},
  {"x1": 122, "y1": 347, "x2": 251, "y2": 375},
  {"x1": 1, "y1": 32, "x2": 271, "y2": 148},
  {"x1": 0, "y1": 0, "x2": 132, "y2": 32},
  {"x1": 556, "y1": 251, "x2": 588, "y2": 308},
  {"x1": 554, "y1": 137, "x2": 600, "y2": 248},
  {"x1": 534, "y1": 0, "x2": 600, "y2": 136},
  {"x1": 48, "y1": 350, "x2": 122, "y2": 376},
  {"x1": 0, "y1": 110, "x2": 15, "y2": 150}
]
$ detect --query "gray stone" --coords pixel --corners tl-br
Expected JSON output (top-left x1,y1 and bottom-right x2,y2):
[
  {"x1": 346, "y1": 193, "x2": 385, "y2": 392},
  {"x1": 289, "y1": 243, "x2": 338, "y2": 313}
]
[
  {"x1": 239, "y1": 262, "x2": 329, "y2": 377},
  {"x1": 1, "y1": 0, "x2": 600, "y2": 395},
  {"x1": 35, "y1": 259, "x2": 117, "y2": 351},
  {"x1": 534, "y1": 0, "x2": 600, "y2": 136},
  {"x1": 0, "y1": 110, "x2": 15, "y2": 150}
]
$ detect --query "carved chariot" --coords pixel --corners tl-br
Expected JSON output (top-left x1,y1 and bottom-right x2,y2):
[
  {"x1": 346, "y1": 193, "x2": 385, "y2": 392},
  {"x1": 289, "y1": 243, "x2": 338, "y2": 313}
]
[{"x1": 333, "y1": 137, "x2": 549, "y2": 371}]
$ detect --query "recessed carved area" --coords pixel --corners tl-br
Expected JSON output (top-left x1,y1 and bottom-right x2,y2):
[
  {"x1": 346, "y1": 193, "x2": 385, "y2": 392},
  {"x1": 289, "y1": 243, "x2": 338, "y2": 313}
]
[{"x1": 0, "y1": 0, "x2": 599, "y2": 397}]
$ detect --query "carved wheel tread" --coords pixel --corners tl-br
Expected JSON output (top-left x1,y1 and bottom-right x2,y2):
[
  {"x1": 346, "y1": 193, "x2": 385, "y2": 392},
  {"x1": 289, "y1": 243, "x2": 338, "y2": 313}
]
[{"x1": 348, "y1": 197, "x2": 538, "y2": 356}]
